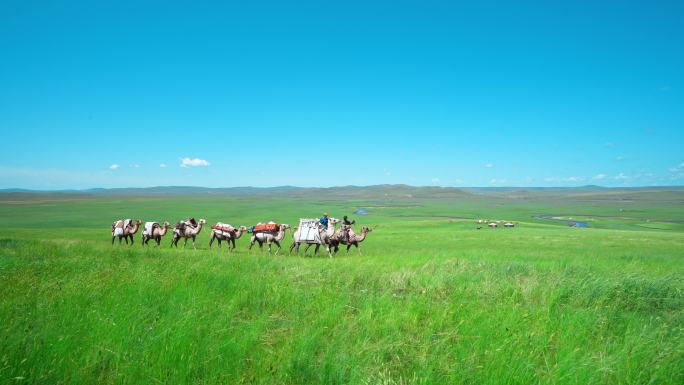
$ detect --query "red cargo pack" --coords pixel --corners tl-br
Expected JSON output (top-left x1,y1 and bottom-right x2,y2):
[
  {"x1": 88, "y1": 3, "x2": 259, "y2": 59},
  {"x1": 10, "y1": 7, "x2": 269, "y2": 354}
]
[{"x1": 253, "y1": 223, "x2": 279, "y2": 233}]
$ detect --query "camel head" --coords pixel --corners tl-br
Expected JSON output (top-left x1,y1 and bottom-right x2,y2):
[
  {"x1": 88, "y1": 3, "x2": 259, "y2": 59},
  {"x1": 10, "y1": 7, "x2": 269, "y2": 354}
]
[
  {"x1": 198, "y1": 219, "x2": 207, "y2": 225},
  {"x1": 237, "y1": 226, "x2": 249, "y2": 231},
  {"x1": 280, "y1": 224, "x2": 290, "y2": 230},
  {"x1": 162, "y1": 221, "x2": 170, "y2": 227},
  {"x1": 328, "y1": 217, "x2": 340, "y2": 225},
  {"x1": 135, "y1": 219, "x2": 142, "y2": 225},
  {"x1": 361, "y1": 226, "x2": 372, "y2": 233}
]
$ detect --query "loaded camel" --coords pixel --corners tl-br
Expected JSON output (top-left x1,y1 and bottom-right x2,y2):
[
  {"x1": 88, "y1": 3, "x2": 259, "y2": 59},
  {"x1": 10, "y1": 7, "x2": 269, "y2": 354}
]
[
  {"x1": 209, "y1": 225, "x2": 249, "y2": 250},
  {"x1": 141, "y1": 221, "x2": 170, "y2": 246},
  {"x1": 289, "y1": 218, "x2": 340, "y2": 257},
  {"x1": 171, "y1": 218, "x2": 206, "y2": 249},
  {"x1": 248, "y1": 224, "x2": 290, "y2": 255},
  {"x1": 111, "y1": 219, "x2": 141, "y2": 245},
  {"x1": 329, "y1": 226, "x2": 373, "y2": 255}
]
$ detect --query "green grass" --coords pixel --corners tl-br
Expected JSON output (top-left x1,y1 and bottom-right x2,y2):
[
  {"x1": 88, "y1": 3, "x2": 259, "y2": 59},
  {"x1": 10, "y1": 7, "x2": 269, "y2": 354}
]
[{"x1": 1, "y1": 190, "x2": 683, "y2": 384}]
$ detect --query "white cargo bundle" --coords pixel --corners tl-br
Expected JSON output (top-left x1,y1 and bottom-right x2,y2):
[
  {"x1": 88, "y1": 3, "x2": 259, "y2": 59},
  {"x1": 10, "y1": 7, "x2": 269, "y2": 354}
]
[
  {"x1": 143, "y1": 222, "x2": 159, "y2": 236},
  {"x1": 213, "y1": 222, "x2": 235, "y2": 236},
  {"x1": 296, "y1": 219, "x2": 322, "y2": 243}
]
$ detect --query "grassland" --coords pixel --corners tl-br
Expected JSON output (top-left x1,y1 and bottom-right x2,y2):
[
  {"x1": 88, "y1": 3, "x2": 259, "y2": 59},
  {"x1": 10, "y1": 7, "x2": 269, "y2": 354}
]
[{"x1": 1, "y1": 186, "x2": 683, "y2": 384}]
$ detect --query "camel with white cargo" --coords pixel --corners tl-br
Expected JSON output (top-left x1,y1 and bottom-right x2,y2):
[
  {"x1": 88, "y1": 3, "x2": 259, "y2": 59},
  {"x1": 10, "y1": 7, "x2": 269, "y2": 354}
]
[
  {"x1": 111, "y1": 219, "x2": 141, "y2": 245},
  {"x1": 141, "y1": 221, "x2": 170, "y2": 246},
  {"x1": 209, "y1": 223, "x2": 249, "y2": 250},
  {"x1": 289, "y1": 217, "x2": 340, "y2": 257}
]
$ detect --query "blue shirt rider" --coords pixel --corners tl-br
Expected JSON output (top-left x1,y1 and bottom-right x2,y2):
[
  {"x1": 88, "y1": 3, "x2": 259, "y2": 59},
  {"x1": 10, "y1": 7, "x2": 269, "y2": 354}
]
[{"x1": 319, "y1": 212, "x2": 329, "y2": 229}]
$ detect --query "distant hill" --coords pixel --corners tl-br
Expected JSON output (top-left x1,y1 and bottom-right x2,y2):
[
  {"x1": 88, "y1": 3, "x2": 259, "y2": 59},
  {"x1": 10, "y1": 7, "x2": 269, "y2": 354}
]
[
  {"x1": 0, "y1": 184, "x2": 471, "y2": 200},
  {"x1": 1, "y1": 185, "x2": 682, "y2": 202}
]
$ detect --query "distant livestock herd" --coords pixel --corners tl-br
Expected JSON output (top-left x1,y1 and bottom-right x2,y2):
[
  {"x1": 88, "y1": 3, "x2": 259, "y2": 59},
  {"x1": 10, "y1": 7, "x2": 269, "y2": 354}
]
[{"x1": 111, "y1": 217, "x2": 372, "y2": 256}]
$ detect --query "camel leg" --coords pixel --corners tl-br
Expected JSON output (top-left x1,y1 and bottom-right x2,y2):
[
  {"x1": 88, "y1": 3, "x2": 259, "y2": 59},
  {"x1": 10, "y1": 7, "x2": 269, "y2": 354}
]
[
  {"x1": 183, "y1": 237, "x2": 188, "y2": 247},
  {"x1": 273, "y1": 240, "x2": 281, "y2": 256},
  {"x1": 346, "y1": 244, "x2": 352, "y2": 253},
  {"x1": 192, "y1": 236, "x2": 196, "y2": 249},
  {"x1": 128, "y1": 235, "x2": 134, "y2": 245},
  {"x1": 289, "y1": 242, "x2": 296, "y2": 254},
  {"x1": 209, "y1": 234, "x2": 214, "y2": 248},
  {"x1": 230, "y1": 239, "x2": 236, "y2": 250},
  {"x1": 112, "y1": 236, "x2": 115, "y2": 245}
]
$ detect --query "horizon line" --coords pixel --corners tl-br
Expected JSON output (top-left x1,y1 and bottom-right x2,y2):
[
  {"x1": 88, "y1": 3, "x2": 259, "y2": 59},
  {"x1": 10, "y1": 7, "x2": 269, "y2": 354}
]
[{"x1": 2, "y1": 184, "x2": 684, "y2": 193}]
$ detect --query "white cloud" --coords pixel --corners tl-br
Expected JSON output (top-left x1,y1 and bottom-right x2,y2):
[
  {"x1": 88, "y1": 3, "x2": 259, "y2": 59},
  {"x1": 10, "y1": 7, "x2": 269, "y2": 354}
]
[
  {"x1": 613, "y1": 172, "x2": 630, "y2": 180},
  {"x1": 431, "y1": 177, "x2": 440, "y2": 185},
  {"x1": 131, "y1": 164, "x2": 140, "y2": 168},
  {"x1": 180, "y1": 157, "x2": 210, "y2": 167},
  {"x1": 484, "y1": 163, "x2": 494, "y2": 168},
  {"x1": 593, "y1": 173, "x2": 607, "y2": 180},
  {"x1": 545, "y1": 176, "x2": 585, "y2": 183},
  {"x1": 490, "y1": 178, "x2": 506, "y2": 184},
  {"x1": 109, "y1": 164, "x2": 120, "y2": 170},
  {"x1": 669, "y1": 162, "x2": 684, "y2": 173},
  {"x1": 615, "y1": 155, "x2": 625, "y2": 161},
  {"x1": 159, "y1": 163, "x2": 167, "y2": 168}
]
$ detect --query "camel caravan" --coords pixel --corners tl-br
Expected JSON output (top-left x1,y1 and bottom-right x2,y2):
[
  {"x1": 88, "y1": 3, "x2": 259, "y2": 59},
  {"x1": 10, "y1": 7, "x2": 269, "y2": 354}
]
[{"x1": 110, "y1": 212, "x2": 372, "y2": 256}]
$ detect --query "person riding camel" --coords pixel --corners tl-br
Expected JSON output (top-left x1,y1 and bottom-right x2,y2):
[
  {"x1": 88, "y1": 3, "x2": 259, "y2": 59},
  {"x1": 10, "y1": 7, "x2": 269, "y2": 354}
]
[
  {"x1": 342, "y1": 215, "x2": 356, "y2": 242},
  {"x1": 319, "y1": 212, "x2": 329, "y2": 230}
]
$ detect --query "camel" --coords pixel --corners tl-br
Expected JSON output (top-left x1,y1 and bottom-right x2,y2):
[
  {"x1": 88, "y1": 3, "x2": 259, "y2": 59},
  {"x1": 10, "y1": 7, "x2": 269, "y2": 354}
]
[
  {"x1": 141, "y1": 221, "x2": 170, "y2": 246},
  {"x1": 248, "y1": 224, "x2": 290, "y2": 255},
  {"x1": 289, "y1": 218, "x2": 340, "y2": 257},
  {"x1": 171, "y1": 219, "x2": 206, "y2": 249},
  {"x1": 111, "y1": 219, "x2": 141, "y2": 245},
  {"x1": 209, "y1": 225, "x2": 249, "y2": 250},
  {"x1": 329, "y1": 226, "x2": 373, "y2": 255}
]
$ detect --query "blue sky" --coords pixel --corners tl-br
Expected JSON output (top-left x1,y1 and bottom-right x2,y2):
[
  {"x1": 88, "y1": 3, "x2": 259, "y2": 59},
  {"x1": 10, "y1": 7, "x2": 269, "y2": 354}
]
[{"x1": 1, "y1": 0, "x2": 682, "y2": 189}]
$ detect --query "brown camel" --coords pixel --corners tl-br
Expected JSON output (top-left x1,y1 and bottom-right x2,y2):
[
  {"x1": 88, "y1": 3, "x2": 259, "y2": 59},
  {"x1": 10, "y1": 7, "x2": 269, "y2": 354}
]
[
  {"x1": 141, "y1": 221, "x2": 170, "y2": 246},
  {"x1": 209, "y1": 225, "x2": 249, "y2": 250},
  {"x1": 248, "y1": 224, "x2": 290, "y2": 255},
  {"x1": 111, "y1": 219, "x2": 141, "y2": 245},
  {"x1": 171, "y1": 219, "x2": 206, "y2": 249},
  {"x1": 329, "y1": 226, "x2": 373, "y2": 255}
]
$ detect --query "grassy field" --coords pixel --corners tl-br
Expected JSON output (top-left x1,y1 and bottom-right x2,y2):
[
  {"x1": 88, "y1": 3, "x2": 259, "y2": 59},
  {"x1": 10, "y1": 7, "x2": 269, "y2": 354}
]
[{"x1": 1, "y1": 187, "x2": 683, "y2": 384}]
